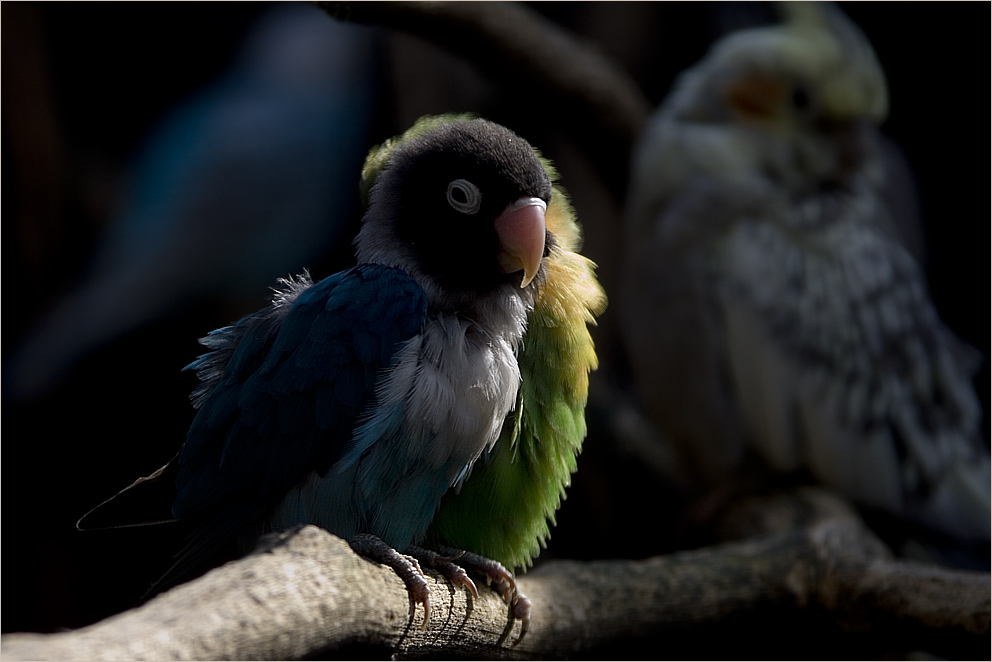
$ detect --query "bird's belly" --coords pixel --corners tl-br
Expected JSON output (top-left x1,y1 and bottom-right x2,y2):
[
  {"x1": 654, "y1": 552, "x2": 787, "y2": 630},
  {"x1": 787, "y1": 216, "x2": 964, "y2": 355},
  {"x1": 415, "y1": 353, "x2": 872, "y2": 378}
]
[{"x1": 271, "y1": 314, "x2": 522, "y2": 550}]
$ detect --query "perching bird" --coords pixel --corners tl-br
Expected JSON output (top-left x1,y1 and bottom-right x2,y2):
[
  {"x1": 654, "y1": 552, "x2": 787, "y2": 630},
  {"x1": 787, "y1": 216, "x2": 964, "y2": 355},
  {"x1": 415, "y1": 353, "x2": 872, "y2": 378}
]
[
  {"x1": 6, "y1": 4, "x2": 377, "y2": 399},
  {"x1": 79, "y1": 115, "x2": 606, "y2": 634},
  {"x1": 620, "y1": 3, "x2": 989, "y2": 542}
]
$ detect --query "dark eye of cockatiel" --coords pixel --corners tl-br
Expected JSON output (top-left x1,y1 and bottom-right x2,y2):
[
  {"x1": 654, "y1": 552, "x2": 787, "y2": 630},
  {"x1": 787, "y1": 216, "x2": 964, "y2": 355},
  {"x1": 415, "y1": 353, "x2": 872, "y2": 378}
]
[
  {"x1": 384, "y1": 121, "x2": 554, "y2": 295},
  {"x1": 790, "y1": 83, "x2": 813, "y2": 112}
]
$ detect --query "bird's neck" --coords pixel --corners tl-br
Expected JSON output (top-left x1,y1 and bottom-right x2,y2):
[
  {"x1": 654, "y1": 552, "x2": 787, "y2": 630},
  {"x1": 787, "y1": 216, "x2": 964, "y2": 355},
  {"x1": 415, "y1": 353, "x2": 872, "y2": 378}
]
[{"x1": 428, "y1": 283, "x2": 533, "y2": 350}]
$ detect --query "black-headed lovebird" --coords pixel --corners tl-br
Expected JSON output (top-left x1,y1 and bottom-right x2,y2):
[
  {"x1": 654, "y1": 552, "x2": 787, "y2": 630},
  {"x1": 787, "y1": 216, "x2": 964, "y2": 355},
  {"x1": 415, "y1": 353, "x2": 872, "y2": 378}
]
[
  {"x1": 620, "y1": 2, "x2": 989, "y2": 543},
  {"x1": 79, "y1": 115, "x2": 606, "y2": 636}
]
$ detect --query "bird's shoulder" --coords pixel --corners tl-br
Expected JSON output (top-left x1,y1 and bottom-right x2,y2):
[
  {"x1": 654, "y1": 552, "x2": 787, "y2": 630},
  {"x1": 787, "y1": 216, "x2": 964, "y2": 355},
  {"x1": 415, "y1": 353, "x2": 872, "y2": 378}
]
[
  {"x1": 188, "y1": 265, "x2": 426, "y2": 400},
  {"x1": 174, "y1": 264, "x2": 428, "y2": 517}
]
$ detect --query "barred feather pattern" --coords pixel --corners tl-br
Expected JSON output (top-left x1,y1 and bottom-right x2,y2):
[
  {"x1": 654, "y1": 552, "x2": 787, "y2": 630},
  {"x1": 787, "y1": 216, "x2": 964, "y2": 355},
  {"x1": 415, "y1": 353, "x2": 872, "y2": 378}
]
[{"x1": 711, "y1": 181, "x2": 987, "y2": 534}]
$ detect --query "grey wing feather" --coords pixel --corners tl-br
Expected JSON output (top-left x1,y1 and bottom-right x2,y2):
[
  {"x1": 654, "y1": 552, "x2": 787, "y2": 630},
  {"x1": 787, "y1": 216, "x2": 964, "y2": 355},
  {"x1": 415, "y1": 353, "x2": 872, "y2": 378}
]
[{"x1": 713, "y1": 186, "x2": 988, "y2": 540}]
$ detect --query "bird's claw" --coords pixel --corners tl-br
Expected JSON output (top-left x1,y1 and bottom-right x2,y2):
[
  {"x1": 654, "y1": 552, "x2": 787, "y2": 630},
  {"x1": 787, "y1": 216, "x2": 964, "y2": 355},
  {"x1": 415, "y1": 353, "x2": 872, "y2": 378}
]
[
  {"x1": 352, "y1": 537, "x2": 529, "y2": 642},
  {"x1": 350, "y1": 534, "x2": 431, "y2": 628},
  {"x1": 408, "y1": 545, "x2": 479, "y2": 599},
  {"x1": 440, "y1": 545, "x2": 516, "y2": 601},
  {"x1": 510, "y1": 592, "x2": 532, "y2": 646},
  {"x1": 437, "y1": 545, "x2": 530, "y2": 644}
]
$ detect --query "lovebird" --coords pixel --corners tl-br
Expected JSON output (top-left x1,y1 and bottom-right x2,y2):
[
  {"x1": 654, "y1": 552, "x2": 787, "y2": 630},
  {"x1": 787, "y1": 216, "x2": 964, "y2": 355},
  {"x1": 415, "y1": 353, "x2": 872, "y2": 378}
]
[
  {"x1": 79, "y1": 115, "x2": 606, "y2": 635},
  {"x1": 620, "y1": 3, "x2": 989, "y2": 543}
]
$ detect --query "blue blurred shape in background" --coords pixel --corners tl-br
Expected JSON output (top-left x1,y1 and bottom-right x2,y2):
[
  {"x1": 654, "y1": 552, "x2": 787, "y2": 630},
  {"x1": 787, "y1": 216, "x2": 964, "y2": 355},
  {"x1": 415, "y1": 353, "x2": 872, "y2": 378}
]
[{"x1": 7, "y1": 4, "x2": 378, "y2": 399}]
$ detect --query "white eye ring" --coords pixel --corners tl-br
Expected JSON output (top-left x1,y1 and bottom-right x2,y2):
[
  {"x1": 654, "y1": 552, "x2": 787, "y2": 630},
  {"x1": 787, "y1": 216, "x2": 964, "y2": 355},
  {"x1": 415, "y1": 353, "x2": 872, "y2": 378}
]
[{"x1": 446, "y1": 178, "x2": 482, "y2": 215}]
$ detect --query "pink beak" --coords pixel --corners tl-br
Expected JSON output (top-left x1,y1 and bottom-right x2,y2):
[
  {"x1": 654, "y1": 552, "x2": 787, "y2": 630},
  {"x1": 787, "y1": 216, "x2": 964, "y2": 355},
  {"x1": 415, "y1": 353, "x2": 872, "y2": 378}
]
[{"x1": 494, "y1": 196, "x2": 547, "y2": 288}]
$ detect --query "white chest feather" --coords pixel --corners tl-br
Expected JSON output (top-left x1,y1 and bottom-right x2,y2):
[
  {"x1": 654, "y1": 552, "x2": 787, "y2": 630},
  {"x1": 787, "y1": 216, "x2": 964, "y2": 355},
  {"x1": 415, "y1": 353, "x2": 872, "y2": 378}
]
[{"x1": 366, "y1": 312, "x2": 522, "y2": 485}]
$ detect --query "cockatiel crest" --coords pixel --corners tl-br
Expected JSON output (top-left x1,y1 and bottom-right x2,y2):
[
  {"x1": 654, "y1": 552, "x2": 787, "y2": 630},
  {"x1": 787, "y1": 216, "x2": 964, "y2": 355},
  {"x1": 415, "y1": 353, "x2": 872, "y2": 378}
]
[{"x1": 622, "y1": 2, "x2": 989, "y2": 543}]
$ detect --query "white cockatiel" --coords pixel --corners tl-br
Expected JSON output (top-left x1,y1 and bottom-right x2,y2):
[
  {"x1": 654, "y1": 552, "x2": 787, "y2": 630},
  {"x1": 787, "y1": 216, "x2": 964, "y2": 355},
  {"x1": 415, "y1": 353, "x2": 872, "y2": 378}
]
[{"x1": 620, "y1": 2, "x2": 989, "y2": 541}]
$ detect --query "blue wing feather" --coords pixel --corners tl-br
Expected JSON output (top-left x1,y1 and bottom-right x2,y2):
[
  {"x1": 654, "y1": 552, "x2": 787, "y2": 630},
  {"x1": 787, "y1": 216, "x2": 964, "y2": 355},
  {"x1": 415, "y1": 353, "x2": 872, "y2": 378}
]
[{"x1": 173, "y1": 265, "x2": 427, "y2": 524}]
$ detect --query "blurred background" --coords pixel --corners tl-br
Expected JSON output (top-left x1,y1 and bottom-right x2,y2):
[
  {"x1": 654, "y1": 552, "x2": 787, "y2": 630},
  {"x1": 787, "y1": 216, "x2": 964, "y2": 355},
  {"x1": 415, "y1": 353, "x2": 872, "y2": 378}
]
[{"x1": 2, "y1": 1, "x2": 988, "y2": 636}]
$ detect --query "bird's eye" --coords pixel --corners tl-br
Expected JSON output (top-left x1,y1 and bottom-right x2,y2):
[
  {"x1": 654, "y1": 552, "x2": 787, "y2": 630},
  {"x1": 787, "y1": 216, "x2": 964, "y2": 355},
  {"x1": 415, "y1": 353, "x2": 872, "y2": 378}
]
[
  {"x1": 446, "y1": 179, "x2": 482, "y2": 215},
  {"x1": 791, "y1": 85, "x2": 812, "y2": 112}
]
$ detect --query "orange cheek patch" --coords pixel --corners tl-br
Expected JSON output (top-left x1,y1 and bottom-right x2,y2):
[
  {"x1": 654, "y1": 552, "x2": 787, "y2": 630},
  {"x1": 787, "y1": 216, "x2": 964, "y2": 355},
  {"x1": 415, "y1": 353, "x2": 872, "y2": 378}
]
[{"x1": 726, "y1": 72, "x2": 788, "y2": 120}]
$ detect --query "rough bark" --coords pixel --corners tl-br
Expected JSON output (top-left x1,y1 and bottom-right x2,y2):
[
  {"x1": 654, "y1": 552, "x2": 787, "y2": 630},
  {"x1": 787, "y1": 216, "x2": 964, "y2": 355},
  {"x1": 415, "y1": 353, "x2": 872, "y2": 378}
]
[{"x1": 3, "y1": 514, "x2": 987, "y2": 660}]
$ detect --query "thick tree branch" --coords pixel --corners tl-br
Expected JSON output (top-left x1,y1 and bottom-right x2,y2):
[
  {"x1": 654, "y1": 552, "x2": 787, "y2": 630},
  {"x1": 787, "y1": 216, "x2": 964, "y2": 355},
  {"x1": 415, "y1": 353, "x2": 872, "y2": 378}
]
[
  {"x1": 3, "y1": 516, "x2": 987, "y2": 660},
  {"x1": 319, "y1": 1, "x2": 649, "y2": 142},
  {"x1": 316, "y1": 1, "x2": 651, "y2": 196}
]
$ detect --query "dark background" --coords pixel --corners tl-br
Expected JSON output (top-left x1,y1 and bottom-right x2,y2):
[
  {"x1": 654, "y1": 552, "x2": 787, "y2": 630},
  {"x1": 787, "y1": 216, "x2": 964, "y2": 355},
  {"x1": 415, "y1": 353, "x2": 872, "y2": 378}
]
[{"x1": 3, "y1": 1, "x2": 988, "y2": 637}]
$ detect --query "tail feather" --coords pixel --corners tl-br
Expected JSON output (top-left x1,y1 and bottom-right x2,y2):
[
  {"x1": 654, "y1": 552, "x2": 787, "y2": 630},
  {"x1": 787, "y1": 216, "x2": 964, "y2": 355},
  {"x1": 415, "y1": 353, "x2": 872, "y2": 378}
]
[{"x1": 77, "y1": 458, "x2": 180, "y2": 530}]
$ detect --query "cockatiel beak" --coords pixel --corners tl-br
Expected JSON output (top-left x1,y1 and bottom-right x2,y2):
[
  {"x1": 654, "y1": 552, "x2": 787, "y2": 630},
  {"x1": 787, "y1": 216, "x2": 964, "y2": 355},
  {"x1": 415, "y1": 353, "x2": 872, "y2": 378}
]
[
  {"x1": 495, "y1": 196, "x2": 547, "y2": 288},
  {"x1": 832, "y1": 117, "x2": 876, "y2": 174}
]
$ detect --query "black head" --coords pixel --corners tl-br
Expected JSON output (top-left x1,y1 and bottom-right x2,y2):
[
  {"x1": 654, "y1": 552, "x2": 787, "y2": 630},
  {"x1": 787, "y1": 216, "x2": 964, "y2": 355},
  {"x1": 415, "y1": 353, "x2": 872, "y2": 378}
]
[{"x1": 358, "y1": 119, "x2": 553, "y2": 299}]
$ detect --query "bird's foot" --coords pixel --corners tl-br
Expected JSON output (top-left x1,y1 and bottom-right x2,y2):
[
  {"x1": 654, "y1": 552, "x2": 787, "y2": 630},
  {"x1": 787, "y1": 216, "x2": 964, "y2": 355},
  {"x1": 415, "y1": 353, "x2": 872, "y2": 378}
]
[
  {"x1": 434, "y1": 545, "x2": 531, "y2": 645},
  {"x1": 349, "y1": 535, "x2": 530, "y2": 643},
  {"x1": 349, "y1": 534, "x2": 431, "y2": 628},
  {"x1": 406, "y1": 545, "x2": 480, "y2": 599}
]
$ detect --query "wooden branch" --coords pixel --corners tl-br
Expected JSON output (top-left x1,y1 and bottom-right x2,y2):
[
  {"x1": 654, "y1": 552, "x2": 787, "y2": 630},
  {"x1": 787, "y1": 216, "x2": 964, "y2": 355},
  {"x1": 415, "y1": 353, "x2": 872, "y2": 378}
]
[
  {"x1": 316, "y1": 0, "x2": 651, "y2": 198},
  {"x1": 318, "y1": 1, "x2": 649, "y2": 144},
  {"x1": 4, "y1": 517, "x2": 987, "y2": 660},
  {"x1": 1, "y1": 527, "x2": 518, "y2": 661}
]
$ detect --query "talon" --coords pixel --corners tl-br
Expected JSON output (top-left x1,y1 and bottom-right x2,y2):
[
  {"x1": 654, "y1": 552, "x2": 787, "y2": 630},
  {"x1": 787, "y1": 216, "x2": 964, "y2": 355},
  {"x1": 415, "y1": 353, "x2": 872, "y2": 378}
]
[
  {"x1": 408, "y1": 545, "x2": 479, "y2": 599},
  {"x1": 437, "y1": 560, "x2": 480, "y2": 599},
  {"x1": 458, "y1": 571, "x2": 480, "y2": 599},
  {"x1": 420, "y1": 593, "x2": 430, "y2": 629},
  {"x1": 350, "y1": 534, "x2": 433, "y2": 628},
  {"x1": 444, "y1": 549, "x2": 467, "y2": 563},
  {"x1": 489, "y1": 576, "x2": 515, "y2": 605},
  {"x1": 415, "y1": 545, "x2": 531, "y2": 644},
  {"x1": 510, "y1": 592, "x2": 532, "y2": 646}
]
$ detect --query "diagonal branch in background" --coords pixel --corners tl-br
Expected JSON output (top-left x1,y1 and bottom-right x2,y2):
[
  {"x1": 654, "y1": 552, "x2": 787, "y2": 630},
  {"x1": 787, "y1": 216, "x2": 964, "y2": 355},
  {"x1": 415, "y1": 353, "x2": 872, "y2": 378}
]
[
  {"x1": 3, "y1": 517, "x2": 987, "y2": 660},
  {"x1": 316, "y1": 1, "x2": 652, "y2": 197}
]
